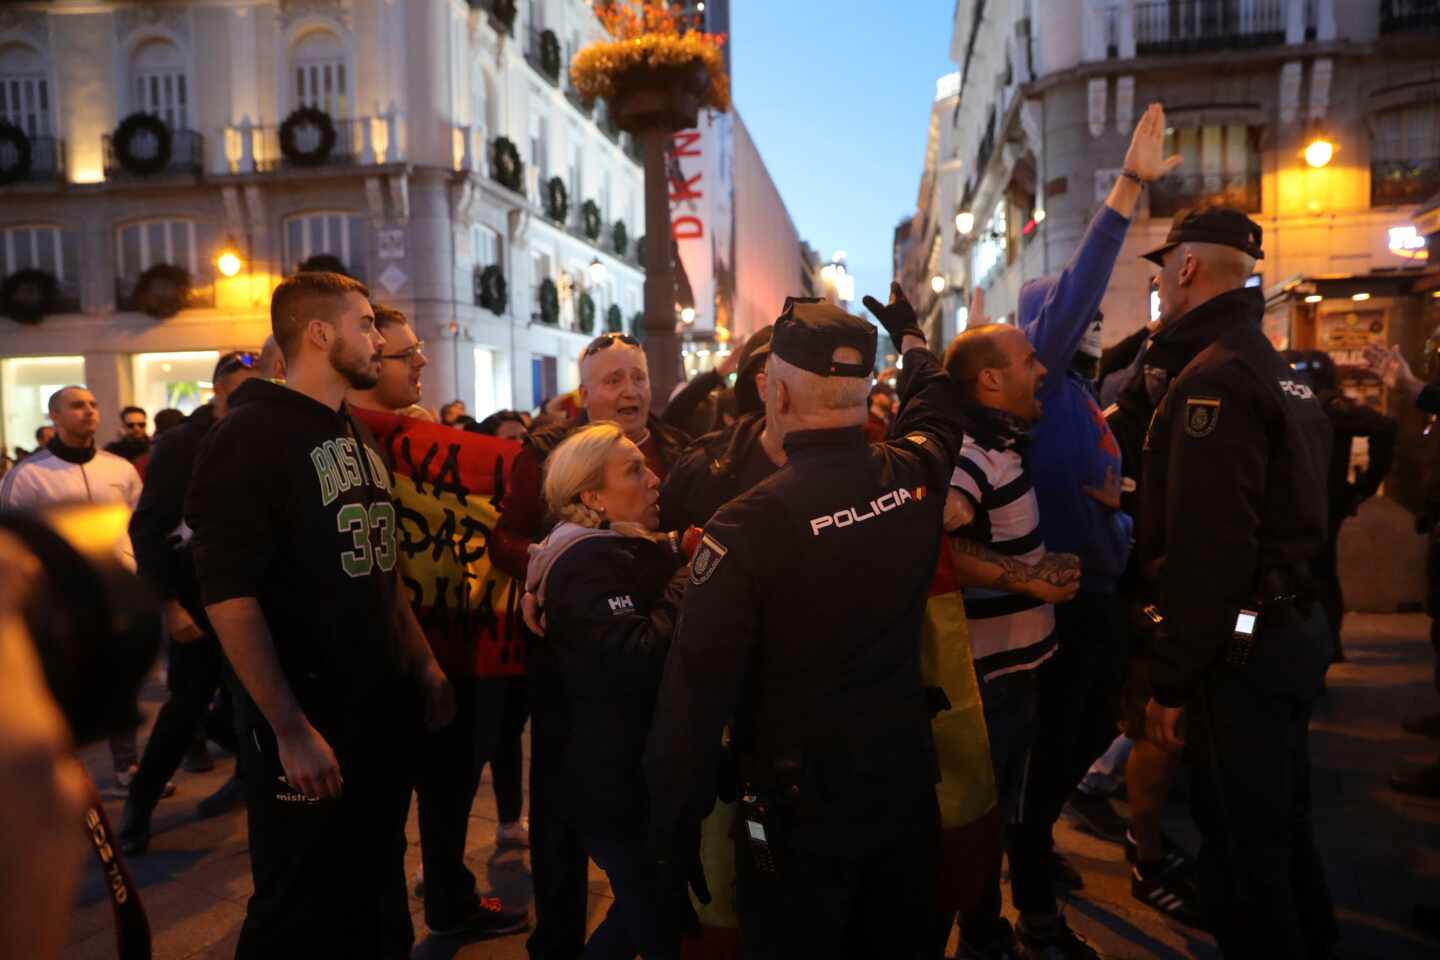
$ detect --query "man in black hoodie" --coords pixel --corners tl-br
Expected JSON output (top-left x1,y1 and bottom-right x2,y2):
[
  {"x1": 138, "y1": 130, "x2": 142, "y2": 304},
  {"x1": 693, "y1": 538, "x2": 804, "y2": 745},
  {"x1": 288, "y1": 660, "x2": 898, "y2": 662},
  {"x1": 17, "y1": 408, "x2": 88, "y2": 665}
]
[
  {"x1": 187, "y1": 272, "x2": 456, "y2": 960},
  {"x1": 119, "y1": 351, "x2": 260, "y2": 855}
]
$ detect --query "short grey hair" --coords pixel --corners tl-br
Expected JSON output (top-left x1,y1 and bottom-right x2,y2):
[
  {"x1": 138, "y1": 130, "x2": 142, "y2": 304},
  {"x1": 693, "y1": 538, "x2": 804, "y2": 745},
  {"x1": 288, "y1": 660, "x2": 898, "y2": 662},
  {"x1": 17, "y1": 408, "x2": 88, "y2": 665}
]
[
  {"x1": 768, "y1": 350, "x2": 870, "y2": 414},
  {"x1": 1180, "y1": 241, "x2": 1256, "y2": 284}
]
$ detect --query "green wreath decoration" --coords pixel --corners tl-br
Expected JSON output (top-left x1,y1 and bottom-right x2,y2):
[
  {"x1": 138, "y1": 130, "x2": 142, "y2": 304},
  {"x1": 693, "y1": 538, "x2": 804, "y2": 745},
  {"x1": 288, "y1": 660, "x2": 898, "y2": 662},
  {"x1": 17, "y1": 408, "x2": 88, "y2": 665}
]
[
  {"x1": 0, "y1": 121, "x2": 34, "y2": 186},
  {"x1": 630, "y1": 312, "x2": 646, "y2": 340},
  {"x1": 612, "y1": 220, "x2": 628, "y2": 257},
  {"x1": 605, "y1": 303, "x2": 624, "y2": 333},
  {"x1": 576, "y1": 291, "x2": 596, "y2": 334},
  {"x1": 582, "y1": 200, "x2": 602, "y2": 241},
  {"x1": 539, "y1": 30, "x2": 562, "y2": 82},
  {"x1": 0, "y1": 268, "x2": 59, "y2": 325},
  {"x1": 491, "y1": 136, "x2": 524, "y2": 193},
  {"x1": 278, "y1": 106, "x2": 338, "y2": 167},
  {"x1": 298, "y1": 254, "x2": 351, "y2": 277},
  {"x1": 132, "y1": 264, "x2": 191, "y2": 319},
  {"x1": 545, "y1": 176, "x2": 569, "y2": 223},
  {"x1": 537, "y1": 277, "x2": 560, "y2": 325},
  {"x1": 476, "y1": 264, "x2": 507, "y2": 315},
  {"x1": 111, "y1": 112, "x2": 173, "y2": 177},
  {"x1": 491, "y1": 0, "x2": 517, "y2": 33},
  {"x1": 635, "y1": 233, "x2": 646, "y2": 266}
]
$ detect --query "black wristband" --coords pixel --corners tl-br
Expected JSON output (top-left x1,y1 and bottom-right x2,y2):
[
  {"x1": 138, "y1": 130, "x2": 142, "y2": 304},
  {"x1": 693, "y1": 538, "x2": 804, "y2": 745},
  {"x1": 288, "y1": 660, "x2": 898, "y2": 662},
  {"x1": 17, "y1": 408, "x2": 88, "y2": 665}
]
[{"x1": 1119, "y1": 168, "x2": 1146, "y2": 187}]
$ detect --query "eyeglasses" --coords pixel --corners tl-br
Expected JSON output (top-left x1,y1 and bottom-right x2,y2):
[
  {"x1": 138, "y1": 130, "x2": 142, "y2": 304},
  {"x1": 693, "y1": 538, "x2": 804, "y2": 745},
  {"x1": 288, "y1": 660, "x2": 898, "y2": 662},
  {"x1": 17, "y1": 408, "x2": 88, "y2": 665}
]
[
  {"x1": 214, "y1": 351, "x2": 258, "y2": 379},
  {"x1": 583, "y1": 332, "x2": 640, "y2": 357},
  {"x1": 382, "y1": 340, "x2": 427, "y2": 361}
]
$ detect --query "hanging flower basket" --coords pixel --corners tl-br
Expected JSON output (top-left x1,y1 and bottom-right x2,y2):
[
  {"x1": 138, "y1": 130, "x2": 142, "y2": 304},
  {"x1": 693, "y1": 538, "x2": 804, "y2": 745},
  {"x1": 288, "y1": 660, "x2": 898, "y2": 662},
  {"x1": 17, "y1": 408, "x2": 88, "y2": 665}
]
[
  {"x1": 111, "y1": 112, "x2": 173, "y2": 177},
  {"x1": 278, "y1": 106, "x2": 338, "y2": 167},
  {"x1": 570, "y1": 3, "x2": 730, "y2": 135},
  {"x1": 476, "y1": 264, "x2": 507, "y2": 315},
  {"x1": 492, "y1": 136, "x2": 524, "y2": 193},
  {"x1": 132, "y1": 264, "x2": 191, "y2": 319},
  {"x1": 537, "y1": 277, "x2": 560, "y2": 325},
  {"x1": 0, "y1": 268, "x2": 59, "y2": 325},
  {"x1": 612, "y1": 220, "x2": 629, "y2": 257},
  {"x1": 0, "y1": 120, "x2": 33, "y2": 186},
  {"x1": 582, "y1": 200, "x2": 603, "y2": 241},
  {"x1": 545, "y1": 176, "x2": 570, "y2": 223},
  {"x1": 606, "y1": 303, "x2": 624, "y2": 333}
]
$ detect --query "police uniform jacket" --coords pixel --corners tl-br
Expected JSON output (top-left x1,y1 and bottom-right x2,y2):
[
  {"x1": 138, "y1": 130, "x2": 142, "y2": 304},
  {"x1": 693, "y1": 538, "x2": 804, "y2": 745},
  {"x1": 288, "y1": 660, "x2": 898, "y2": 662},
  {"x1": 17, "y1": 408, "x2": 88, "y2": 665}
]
[
  {"x1": 644, "y1": 347, "x2": 964, "y2": 853},
  {"x1": 1138, "y1": 287, "x2": 1332, "y2": 708},
  {"x1": 658, "y1": 410, "x2": 771, "y2": 533}
]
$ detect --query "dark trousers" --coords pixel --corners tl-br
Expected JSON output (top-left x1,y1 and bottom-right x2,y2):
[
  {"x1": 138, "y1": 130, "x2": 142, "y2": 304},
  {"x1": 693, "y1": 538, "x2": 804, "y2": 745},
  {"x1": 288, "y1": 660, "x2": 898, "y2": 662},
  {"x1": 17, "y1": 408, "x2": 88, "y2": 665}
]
[
  {"x1": 739, "y1": 789, "x2": 941, "y2": 960},
  {"x1": 129, "y1": 633, "x2": 236, "y2": 816},
  {"x1": 1428, "y1": 529, "x2": 1440, "y2": 693},
  {"x1": 1009, "y1": 593, "x2": 1128, "y2": 915},
  {"x1": 580, "y1": 821, "x2": 674, "y2": 960},
  {"x1": 952, "y1": 669, "x2": 1038, "y2": 945},
  {"x1": 1187, "y1": 642, "x2": 1338, "y2": 957},
  {"x1": 527, "y1": 666, "x2": 590, "y2": 960},
  {"x1": 1312, "y1": 527, "x2": 1344, "y2": 658},
  {"x1": 414, "y1": 675, "x2": 507, "y2": 929},
  {"x1": 491, "y1": 675, "x2": 529, "y2": 823},
  {"x1": 235, "y1": 709, "x2": 416, "y2": 960}
]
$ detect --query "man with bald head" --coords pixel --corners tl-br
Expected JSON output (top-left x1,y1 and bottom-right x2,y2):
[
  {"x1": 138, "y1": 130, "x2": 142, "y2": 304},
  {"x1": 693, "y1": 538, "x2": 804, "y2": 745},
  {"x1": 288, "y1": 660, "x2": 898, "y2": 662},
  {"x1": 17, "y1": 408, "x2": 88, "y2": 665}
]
[
  {"x1": 1137, "y1": 208, "x2": 1337, "y2": 956},
  {"x1": 646, "y1": 296, "x2": 970, "y2": 957}
]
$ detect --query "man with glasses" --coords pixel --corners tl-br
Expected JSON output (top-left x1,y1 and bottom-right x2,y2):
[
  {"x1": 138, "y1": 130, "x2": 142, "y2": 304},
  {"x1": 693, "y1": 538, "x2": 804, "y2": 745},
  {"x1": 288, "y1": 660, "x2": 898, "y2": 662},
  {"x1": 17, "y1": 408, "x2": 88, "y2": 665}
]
[
  {"x1": 120, "y1": 350, "x2": 262, "y2": 855},
  {"x1": 493, "y1": 329, "x2": 693, "y2": 960},
  {"x1": 349, "y1": 302, "x2": 528, "y2": 939},
  {"x1": 105, "y1": 405, "x2": 151, "y2": 463}
]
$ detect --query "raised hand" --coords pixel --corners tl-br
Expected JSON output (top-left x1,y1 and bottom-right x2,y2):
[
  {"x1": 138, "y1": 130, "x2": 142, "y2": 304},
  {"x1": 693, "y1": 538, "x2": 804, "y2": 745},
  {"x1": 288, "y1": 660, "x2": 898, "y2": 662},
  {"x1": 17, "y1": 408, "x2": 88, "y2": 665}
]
[
  {"x1": 863, "y1": 282, "x2": 925, "y2": 347},
  {"x1": 1124, "y1": 103, "x2": 1183, "y2": 183}
]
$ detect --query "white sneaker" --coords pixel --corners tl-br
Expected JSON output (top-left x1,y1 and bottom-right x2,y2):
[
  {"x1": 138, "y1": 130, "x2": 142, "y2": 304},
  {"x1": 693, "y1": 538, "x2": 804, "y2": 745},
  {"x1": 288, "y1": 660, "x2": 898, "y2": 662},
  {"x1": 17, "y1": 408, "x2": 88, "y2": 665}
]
[
  {"x1": 496, "y1": 819, "x2": 530, "y2": 849},
  {"x1": 113, "y1": 765, "x2": 176, "y2": 798}
]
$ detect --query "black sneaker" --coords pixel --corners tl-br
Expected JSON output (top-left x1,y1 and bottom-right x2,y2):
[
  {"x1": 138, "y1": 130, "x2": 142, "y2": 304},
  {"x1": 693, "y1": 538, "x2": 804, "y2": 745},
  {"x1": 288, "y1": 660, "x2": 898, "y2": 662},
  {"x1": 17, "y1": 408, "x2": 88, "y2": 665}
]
[
  {"x1": 1402, "y1": 712, "x2": 1440, "y2": 740},
  {"x1": 428, "y1": 897, "x2": 529, "y2": 938},
  {"x1": 1132, "y1": 856, "x2": 1208, "y2": 930},
  {"x1": 1064, "y1": 790, "x2": 1128, "y2": 845},
  {"x1": 1123, "y1": 828, "x2": 1189, "y2": 866},
  {"x1": 1015, "y1": 917, "x2": 1102, "y2": 959},
  {"x1": 196, "y1": 776, "x2": 245, "y2": 819},
  {"x1": 1052, "y1": 851, "x2": 1084, "y2": 891},
  {"x1": 957, "y1": 917, "x2": 1023, "y2": 960}
]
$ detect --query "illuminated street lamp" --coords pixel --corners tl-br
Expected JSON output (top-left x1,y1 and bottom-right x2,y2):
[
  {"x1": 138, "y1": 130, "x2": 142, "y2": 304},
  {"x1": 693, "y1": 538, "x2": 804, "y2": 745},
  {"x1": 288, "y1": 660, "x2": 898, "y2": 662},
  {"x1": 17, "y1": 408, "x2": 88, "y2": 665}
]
[
  {"x1": 216, "y1": 246, "x2": 243, "y2": 278},
  {"x1": 930, "y1": 275, "x2": 946, "y2": 294},
  {"x1": 955, "y1": 209, "x2": 975, "y2": 235},
  {"x1": 587, "y1": 257, "x2": 608, "y2": 286}
]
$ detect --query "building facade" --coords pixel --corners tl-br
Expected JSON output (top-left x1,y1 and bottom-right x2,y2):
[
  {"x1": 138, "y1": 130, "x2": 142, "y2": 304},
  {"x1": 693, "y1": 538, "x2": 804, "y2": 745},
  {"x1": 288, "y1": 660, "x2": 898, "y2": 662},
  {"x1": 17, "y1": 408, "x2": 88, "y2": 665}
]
[
  {"x1": 898, "y1": 0, "x2": 1438, "y2": 365},
  {"x1": 0, "y1": 0, "x2": 651, "y2": 454}
]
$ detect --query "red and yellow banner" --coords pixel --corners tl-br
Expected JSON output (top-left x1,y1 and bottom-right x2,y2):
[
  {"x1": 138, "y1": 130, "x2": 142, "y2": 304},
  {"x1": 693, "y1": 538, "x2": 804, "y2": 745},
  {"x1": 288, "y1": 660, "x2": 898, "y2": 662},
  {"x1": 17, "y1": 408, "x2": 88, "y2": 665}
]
[{"x1": 353, "y1": 409, "x2": 525, "y2": 678}]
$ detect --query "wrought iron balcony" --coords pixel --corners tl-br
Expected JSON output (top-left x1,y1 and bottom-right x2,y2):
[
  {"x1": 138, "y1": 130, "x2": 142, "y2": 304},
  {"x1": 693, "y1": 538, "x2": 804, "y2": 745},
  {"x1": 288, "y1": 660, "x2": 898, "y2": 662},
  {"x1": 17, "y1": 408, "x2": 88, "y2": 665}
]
[
  {"x1": 224, "y1": 115, "x2": 400, "y2": 174},
  {"x1": 1381, "y1": 0, "x2": 1440, "y2": 33},
  {"x1": 102, "y1": 128, "x2": 203, "y2": 179},
  {"x1": 1149, "y1": 170, "x2": 1261, "y2": 218},
  {"x1": 1372, "y1": 157, "x2": 1440, "y2": 208},
  {"x1": 1134, "y1": 0, "x2": 1286, "y2": 55},
  {"x1": 0, "y1": 135, "x2": 65, "y2": 184}
]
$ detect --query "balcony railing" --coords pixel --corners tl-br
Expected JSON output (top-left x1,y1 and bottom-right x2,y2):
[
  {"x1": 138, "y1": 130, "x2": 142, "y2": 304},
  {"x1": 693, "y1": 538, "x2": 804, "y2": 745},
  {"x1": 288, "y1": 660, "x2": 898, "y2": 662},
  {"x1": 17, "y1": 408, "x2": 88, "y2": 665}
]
[
  {"x1": 1372, "y1": 158, "x2": 1440, "y2": 208},
  {"x1": 0, "y1": 136, "x2": 65, "y2": 183},
  {"x1": 1135, "y1": 0, "x2": 1286, "y2": 55},
  {"x1": 1381, "y1": 0, "x2": 1440, "y2": 33},
  {"x1": 224, "y1": 115, "x2": 399, "y2": 174},
  {"x1": 1149, "y1": 170, "x2": 1261, "y2": 218},
  {"x1": 102, "y1": 128, "x2": 203, "y2": 179},
  {"x1": 114, "y1": 274, "x2": 216, "y2": 313}
]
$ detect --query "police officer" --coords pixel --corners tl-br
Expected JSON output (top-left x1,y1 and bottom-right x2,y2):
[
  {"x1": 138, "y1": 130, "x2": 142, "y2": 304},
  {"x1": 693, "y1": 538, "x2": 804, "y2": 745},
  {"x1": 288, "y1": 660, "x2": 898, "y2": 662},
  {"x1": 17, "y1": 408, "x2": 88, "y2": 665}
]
[
  {"x1": 1137, "y1": 208, "x2": 1339, "y2": 958},
  {"x1": 644, "y1": 290, "x2": 965, "y2": 958}
]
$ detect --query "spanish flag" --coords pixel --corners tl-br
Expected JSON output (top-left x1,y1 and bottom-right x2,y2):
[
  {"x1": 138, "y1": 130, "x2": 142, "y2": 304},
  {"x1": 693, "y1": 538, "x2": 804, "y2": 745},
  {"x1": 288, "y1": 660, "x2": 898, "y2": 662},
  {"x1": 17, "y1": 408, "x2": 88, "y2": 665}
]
[{"x1": 353, "y1": 409, "x2": 524, "y2": 678}]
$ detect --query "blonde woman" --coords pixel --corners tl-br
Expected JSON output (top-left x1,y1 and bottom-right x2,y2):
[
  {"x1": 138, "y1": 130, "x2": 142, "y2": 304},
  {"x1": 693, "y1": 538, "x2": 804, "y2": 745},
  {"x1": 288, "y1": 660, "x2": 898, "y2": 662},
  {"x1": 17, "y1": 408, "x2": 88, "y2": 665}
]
[{"x1": 524, "y1": 421, "x2": 689, "y2": 959}]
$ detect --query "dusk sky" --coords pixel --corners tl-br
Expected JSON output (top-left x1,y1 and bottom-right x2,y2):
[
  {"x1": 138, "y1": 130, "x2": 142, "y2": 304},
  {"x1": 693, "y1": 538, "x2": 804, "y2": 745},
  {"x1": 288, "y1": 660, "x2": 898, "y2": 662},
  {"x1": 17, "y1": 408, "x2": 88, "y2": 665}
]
[{"x1": 731, "y1": 0, "x2": 957, "y2": 313}]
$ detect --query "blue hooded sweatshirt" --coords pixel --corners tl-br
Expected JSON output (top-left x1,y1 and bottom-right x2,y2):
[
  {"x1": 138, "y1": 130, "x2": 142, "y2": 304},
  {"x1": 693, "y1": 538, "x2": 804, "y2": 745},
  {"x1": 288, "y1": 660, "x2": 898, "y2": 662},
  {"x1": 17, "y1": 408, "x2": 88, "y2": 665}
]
[{"x1": 1019, "y1": 205, "x2": 1133, "y2": 593}]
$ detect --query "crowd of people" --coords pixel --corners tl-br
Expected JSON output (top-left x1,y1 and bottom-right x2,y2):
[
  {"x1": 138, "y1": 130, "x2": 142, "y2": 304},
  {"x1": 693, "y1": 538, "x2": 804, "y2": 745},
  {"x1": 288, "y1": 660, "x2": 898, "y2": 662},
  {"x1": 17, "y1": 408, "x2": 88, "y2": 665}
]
[{"x1": 0, "y1": 99, "x2": 1435, "y2": 960}]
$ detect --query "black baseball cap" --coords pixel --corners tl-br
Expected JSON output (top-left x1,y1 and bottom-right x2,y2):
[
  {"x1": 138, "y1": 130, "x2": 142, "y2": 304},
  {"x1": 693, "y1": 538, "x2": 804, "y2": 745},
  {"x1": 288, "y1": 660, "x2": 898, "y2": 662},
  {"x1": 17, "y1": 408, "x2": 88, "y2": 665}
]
[
  {"x1": 771, "y1": 298, "x2": 876, "y2": 378},
  {"x1": 1141, "y1": 206, "x2": 1264, "y2": 265}
]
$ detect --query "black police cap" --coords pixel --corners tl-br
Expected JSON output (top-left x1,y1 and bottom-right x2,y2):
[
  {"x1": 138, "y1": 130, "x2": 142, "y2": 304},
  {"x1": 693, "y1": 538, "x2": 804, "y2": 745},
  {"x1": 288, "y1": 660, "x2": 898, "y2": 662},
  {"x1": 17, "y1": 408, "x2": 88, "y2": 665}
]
[
  {"x1": 771, "y1": 297, "x2": 877, "y2": 379},
  {"x1": 1141, "y1": 206, "x2": 1264, "y2": 265}
]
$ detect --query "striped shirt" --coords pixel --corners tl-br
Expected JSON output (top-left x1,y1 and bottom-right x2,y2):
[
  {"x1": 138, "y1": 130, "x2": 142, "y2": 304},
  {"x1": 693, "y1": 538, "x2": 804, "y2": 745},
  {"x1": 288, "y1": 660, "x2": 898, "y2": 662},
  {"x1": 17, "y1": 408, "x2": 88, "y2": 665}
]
[{"x1": 951, "y1": 432, "x2": 1056, "y2": 682}]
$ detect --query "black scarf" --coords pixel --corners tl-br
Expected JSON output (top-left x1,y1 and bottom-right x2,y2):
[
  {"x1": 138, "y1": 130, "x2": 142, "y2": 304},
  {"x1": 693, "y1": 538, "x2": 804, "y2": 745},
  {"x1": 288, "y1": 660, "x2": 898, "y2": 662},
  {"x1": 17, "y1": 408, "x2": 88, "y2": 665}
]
[{"x1": 47, "y1": 435, "x2": 96, "y2": 465}]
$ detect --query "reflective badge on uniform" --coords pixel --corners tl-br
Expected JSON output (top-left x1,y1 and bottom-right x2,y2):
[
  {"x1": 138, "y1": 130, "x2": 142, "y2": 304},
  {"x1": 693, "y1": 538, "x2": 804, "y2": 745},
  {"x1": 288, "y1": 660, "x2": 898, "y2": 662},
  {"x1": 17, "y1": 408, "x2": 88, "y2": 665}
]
[
  {"x1": 690, "y1": 533, "x2": 728, "y2": 585},
  {"x1": 1184, "y1": 397, "x2": 1221, "y2": 438}
]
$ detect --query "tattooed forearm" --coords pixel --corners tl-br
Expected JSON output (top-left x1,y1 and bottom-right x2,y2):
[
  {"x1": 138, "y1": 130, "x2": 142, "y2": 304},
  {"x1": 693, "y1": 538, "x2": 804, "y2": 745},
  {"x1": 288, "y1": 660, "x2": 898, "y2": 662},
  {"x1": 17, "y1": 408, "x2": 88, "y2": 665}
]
[{"x1": 950, "y1": 536, "x2": 1033, "y2": 592}]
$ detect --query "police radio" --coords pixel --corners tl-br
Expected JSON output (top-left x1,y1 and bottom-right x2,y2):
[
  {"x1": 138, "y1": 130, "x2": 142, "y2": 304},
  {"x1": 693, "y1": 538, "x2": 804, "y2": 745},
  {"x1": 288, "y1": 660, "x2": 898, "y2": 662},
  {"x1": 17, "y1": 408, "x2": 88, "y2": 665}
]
[
  {"x1": 1224, "y1": 608, "x2": 1260, "y2": 666},
  {"x1": 740, "y1": 790, "x2": 777, "y2": 875}
]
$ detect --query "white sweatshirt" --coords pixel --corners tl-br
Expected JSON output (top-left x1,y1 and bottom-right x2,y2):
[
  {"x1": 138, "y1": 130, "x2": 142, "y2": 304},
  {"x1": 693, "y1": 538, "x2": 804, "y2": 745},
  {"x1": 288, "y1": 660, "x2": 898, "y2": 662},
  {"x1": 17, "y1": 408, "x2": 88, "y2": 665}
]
[{"x1": 0, "y1": 443, "x2": 142, "y2": 567}]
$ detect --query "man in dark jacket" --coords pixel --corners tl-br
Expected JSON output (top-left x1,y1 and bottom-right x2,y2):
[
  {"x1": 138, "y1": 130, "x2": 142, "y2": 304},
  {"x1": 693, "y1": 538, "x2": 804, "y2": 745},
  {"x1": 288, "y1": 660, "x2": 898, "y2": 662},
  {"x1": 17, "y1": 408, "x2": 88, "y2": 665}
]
[
  {"x1": 659, "y1": 327, "x2": 779, "y2": 534},
  {"x1": 1139, "y1": 209, "x2": 1337, "y2": 958},
  {"x1": 119, "y1": 352, "x2": 259, "y2": 854},
  {"x1": 186, "y1": 272, "x2": 456, "y2": 960},
  {"x1": 491, "y1": 330, "x2": 693, "y2": 960},
  {"x1": 646, "y1": 294, "x2": 967, "y2": 958}
]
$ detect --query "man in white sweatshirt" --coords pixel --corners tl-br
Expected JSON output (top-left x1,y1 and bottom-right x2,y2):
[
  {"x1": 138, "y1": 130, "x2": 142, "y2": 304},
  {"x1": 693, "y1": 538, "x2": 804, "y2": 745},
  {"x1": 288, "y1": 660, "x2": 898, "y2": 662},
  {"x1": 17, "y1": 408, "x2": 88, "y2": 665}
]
[{"x1": 1, "y1": 385, "x2": 144, "y2": 787}]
